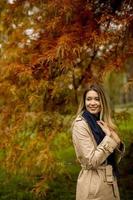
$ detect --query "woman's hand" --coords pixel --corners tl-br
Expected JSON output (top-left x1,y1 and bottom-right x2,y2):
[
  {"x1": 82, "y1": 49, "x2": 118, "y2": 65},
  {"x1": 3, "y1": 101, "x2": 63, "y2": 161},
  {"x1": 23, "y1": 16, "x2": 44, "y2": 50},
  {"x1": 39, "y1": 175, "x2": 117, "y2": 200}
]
[
  {"x1": 97, "y1": 120, "x2": 121, "y2": 145},
  {"x1": 97, "y1": 120, "x2": 112, "y2": 136}
]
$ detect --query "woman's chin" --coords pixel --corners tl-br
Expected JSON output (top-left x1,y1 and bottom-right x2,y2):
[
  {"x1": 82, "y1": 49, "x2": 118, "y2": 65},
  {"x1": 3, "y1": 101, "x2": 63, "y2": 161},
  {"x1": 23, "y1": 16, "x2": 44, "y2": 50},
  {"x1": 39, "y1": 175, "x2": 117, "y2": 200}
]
[{"x1": 88, "y1": 110, "x2": 99, "y2": 115}]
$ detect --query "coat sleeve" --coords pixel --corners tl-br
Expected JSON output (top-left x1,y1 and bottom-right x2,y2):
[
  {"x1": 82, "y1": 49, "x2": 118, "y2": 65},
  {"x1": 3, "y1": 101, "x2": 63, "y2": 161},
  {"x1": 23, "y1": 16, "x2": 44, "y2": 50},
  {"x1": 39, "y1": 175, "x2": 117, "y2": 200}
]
[{"x1": 72, "y1": 121, "x2": 118, "y2": 169}]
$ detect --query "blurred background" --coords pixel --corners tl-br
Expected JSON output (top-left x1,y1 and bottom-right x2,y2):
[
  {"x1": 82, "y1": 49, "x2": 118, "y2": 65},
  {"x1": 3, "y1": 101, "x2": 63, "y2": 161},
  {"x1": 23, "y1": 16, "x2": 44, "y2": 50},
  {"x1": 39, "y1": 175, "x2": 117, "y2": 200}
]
[{"x1": 0, "y1": 0, "x2": 133, "y2": 199}]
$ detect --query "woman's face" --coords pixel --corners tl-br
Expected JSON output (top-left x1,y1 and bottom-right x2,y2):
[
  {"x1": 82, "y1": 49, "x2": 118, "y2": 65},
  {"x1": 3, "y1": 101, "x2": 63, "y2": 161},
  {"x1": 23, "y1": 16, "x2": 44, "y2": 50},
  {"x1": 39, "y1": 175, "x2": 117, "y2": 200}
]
[{"x1": 85, "y1": 90, "x2": 101, "y2": 115}]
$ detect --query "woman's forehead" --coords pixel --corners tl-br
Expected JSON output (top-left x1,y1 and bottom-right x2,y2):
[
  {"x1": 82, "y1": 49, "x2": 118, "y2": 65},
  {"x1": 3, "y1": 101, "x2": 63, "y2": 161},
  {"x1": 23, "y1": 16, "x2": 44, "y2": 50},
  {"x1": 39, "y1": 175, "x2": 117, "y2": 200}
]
[{"x1": 86, "y1": 90, "x2": 99, "y2": 97}]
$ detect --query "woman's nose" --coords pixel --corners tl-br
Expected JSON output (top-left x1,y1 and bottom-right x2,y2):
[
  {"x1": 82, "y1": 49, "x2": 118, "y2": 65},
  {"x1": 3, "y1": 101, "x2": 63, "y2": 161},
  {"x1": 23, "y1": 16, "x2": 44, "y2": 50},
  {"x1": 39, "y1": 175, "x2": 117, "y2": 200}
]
[{"x1": 90, "y1": 100, "x2": 96, "y2": 105}]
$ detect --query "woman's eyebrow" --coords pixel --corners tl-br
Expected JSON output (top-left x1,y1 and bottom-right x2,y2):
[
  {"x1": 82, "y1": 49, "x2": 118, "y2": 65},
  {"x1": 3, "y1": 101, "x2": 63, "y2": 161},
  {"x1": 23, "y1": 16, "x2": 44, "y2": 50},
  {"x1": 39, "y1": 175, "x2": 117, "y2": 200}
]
[{"x1": 86, "y1": 97, "x2": 99, "y2": 99}]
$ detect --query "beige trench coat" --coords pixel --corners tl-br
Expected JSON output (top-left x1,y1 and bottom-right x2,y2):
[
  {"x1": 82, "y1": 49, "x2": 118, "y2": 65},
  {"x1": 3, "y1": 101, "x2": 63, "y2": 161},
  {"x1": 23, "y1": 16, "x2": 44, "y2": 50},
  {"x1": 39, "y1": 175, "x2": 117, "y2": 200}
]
[{"x1": 72, "y1": 115, "x2": 125, "y2": 200}]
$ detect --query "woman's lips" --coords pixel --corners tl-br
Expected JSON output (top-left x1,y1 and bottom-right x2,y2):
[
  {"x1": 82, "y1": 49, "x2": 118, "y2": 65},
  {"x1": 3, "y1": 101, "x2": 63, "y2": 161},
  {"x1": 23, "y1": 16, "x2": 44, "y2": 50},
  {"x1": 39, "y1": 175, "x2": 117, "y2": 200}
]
[
  {"x1": 89, "y1": 107, "x2": 97, "y2": 109},
  {"x1": 89, "y1": 107, "x2": 98, "y2": 111}
]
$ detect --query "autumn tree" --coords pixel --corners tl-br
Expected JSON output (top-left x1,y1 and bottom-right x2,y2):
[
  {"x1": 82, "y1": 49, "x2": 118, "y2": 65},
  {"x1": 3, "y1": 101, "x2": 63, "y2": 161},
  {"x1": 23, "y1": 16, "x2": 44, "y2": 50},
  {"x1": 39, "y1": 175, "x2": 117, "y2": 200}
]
[{"x1": 0, "y1": 0, "x2": 133, "y2": 196}]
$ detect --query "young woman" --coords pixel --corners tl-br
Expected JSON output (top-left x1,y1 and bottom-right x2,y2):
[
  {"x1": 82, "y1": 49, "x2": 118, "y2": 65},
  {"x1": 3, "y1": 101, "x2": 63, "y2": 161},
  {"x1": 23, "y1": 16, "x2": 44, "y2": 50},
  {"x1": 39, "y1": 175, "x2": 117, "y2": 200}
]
[{"x1": 72, "y1": 84, "x2": 125, "y2": 200}]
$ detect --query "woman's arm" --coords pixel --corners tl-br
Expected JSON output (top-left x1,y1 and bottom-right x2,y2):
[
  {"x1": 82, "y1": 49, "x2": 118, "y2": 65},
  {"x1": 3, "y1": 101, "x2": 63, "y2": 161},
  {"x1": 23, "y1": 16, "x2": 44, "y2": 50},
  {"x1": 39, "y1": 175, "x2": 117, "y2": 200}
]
[
  {"x1": 72, "y1": 121, "x2": 118, "y2": 169},
  {"x1": 96, "y1": 120, "x2": 125, "y2": 164}
]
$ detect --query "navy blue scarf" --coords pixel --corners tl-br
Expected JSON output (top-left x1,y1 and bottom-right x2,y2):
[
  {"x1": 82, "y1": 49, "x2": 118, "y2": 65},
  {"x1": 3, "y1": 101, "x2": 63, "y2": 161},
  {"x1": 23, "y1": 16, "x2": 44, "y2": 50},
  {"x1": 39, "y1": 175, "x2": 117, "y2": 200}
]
[
  {"x1": 82, "y1": 110, "x2": 105, "y2": 144},
  {"x1": 82, "y1": 110, "x2": 119, "y2": 176}
]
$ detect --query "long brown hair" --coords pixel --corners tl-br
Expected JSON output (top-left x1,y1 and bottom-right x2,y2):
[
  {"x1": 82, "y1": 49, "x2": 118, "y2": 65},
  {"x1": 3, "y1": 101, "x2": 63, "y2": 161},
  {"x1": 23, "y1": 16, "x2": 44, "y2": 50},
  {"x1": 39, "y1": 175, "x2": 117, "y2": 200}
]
[{"x1": 76, "y1": 84, "x2": 116, "y2": 130}]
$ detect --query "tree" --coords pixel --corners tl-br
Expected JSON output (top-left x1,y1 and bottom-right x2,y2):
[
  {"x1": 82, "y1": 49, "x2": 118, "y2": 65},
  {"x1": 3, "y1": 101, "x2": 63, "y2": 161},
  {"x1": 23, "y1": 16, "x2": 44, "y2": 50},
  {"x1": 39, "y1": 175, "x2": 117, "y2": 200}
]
[
  {"x1": 1, "y1": 0, "x2": 133, "y2": 104},
  {"x1": 0, "y1": 0, "x2": 133, "y2": 196}
]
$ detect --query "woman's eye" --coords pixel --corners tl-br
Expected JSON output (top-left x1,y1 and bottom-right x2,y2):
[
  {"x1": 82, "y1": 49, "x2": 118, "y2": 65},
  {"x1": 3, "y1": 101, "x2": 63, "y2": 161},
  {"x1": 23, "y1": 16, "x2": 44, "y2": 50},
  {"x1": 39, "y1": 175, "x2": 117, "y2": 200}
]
[
  {"x1": 87, "y1": 98, "x2": 91, "y2": 100},
  {"x1": 95, "y1": 98, "x2": 100, "y2": 101},
  {"x1": 86, "y1": 98, "x2": 99, "y2": 101}
]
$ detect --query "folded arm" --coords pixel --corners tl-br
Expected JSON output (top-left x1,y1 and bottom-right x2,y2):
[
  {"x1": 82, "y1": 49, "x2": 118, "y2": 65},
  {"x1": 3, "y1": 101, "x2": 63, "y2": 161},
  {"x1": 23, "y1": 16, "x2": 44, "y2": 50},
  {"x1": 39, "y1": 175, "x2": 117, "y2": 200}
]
[{"x1": 72, "y1": 122, "x2": 119, "y2": 169}]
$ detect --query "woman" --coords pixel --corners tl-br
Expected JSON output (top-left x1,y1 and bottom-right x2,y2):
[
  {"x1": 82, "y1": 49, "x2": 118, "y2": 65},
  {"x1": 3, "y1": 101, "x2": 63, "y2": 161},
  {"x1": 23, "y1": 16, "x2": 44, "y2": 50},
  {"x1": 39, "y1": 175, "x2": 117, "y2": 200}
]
[{"x1": 72, "y1": 84, "x2": 125, "y2": 200}]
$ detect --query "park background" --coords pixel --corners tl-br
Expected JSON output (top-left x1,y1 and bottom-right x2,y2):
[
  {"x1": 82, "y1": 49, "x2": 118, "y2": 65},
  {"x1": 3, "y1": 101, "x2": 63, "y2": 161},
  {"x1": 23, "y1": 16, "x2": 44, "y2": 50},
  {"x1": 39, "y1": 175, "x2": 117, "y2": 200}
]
[{"x1": 0, "y1": 0, "x2": 133, "y2": 199}]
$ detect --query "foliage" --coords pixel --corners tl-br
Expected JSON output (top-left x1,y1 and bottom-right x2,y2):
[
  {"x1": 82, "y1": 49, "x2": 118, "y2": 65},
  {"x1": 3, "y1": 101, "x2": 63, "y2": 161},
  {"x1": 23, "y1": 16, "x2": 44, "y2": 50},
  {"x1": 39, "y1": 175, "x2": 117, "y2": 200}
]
[
  {"x1": 1, "y1": 0, "x2": 133, "y2": 83},
  {"x1": 0, "y1": 168, "x2": 37, "y2": 200},
  {"x1": 0, "y1": 0, "x2": 133, "y2": 197},
  {"x1": 114, "y1": 110, "x2": 133, "y2": 146}
]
